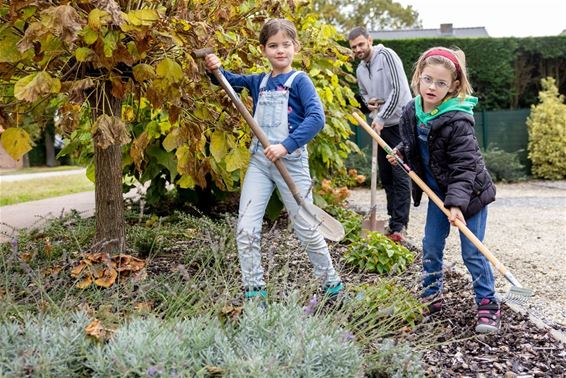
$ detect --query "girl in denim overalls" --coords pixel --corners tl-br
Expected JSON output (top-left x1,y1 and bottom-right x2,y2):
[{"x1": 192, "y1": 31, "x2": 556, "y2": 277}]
[{"x1": 205, "y1": 19, "x2": 343, "y2": 301}]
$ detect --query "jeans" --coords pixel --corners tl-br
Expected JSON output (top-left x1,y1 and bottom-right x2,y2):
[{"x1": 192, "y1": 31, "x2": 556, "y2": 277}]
[
  {"x1": 421, "y1": 195, "x2": 495, "y2": 304},
  {"x1": 237, "y1": 150, "x2": 341, "y2": 289},
  {"x1": 377, "y1": 125, "x2": 411, "y2": 232}
]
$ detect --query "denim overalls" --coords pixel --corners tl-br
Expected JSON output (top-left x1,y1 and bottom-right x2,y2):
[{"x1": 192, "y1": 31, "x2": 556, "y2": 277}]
[{"x1": 236, "y1": 71, "x2": 341, "y2": 290}]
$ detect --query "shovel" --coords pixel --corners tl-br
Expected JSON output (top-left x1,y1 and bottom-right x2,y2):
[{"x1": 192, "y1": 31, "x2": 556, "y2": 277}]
[
  {"x1": 361, "y1": 104, "x2": 386, "y2": 236},
  {"x1": 192, "y1": 48, "x2": 345, "y2": 241},
  {"x1": 353, "y1": 112, "x2": 532, "y2": 303}
]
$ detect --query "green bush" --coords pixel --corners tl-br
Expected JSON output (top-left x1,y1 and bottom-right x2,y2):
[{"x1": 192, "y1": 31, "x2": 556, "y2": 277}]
[
  {"x1": 352, "y1": 281, "x2": 423, "y2": 327},
  {"x1": 482, "y1": 145, "x2": 527, "y2": 182},
  {"x1": 325, "y1": 204, "x2": 363, "y2": 244},
  {"x1": 527, "y1": 77, "x2": 566, "y2": 180},
  {"x1": 344, "y1": 232, "x2": 415, "y2": 274}
]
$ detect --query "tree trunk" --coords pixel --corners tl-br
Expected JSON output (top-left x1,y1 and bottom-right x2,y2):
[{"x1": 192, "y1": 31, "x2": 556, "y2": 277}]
[
  {"x1": 91, "y1": 84, "x2": 125, "y2": 253},
  {"x1": 94, "y1": 143, "x2": 125, "y2": 252}
]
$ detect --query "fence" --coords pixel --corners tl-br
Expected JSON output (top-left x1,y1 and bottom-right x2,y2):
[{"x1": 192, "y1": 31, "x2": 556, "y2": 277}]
[{"x1": 351, "y1": 108, "x2": 531, "y2": 166}]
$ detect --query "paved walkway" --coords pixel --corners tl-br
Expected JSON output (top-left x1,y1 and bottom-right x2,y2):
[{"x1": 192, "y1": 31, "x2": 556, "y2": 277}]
[{"x1": 1, "y1": 168, "x2": 92, "y2": 242}]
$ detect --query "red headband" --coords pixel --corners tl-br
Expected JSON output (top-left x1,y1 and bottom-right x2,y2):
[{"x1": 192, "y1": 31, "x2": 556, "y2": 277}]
[{"x1": 424, "y1": 49, "x2": 461, "y2": 77}]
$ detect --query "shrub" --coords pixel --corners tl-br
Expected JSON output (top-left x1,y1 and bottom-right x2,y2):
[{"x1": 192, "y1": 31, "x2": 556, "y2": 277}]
[
  {"x1": 366, "y1": 339, "x2": 425, "y2": 378},
  {"x1": 87, "y1": 301, "x2": 363, "y2": 377},
  {"x1": 325, "y1": 204, "x2": 363, "y2": 244},
  {"x1": 527, "y1": 77, "x2": 566, "y2": 179},
  {"x1": 482, "y1": 144, "x2": 527, "y2": 182},
  {"x1": 0, "y1": 312, "x2": 91, "y2": 377},
  {"x1": 351, "y1": 281, "x2": 424, "y2": 328},
  {"x1": 344, "y1": 231, "x2": 415, "y2": 274}
]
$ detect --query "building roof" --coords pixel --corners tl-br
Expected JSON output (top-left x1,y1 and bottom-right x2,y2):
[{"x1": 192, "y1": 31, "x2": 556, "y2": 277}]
[{"x1": 370, "y1": 24, "x2": 489, "y2": 40}]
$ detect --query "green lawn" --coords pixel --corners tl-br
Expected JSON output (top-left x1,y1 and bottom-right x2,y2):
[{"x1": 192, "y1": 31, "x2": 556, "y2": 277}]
[
  {"x1": 0, "y1": 174, "x2": 94, "y2": 206},
  {"x1": 0, "y1": 165, "x2": 84, "y2": 176}
]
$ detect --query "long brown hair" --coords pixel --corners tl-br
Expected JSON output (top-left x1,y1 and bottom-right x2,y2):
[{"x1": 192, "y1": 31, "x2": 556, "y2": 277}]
[{"x1": 259, "y1": 19, "x2": 300, "y2": 49}]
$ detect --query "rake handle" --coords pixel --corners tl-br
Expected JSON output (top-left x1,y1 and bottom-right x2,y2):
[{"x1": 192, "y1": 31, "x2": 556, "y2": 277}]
[
  {"x1": 353, "y1": 112, "x2": 523, "y2": 288},
  {"x1": 192, "y1": 48, "x2": 304, "y2": 206}
]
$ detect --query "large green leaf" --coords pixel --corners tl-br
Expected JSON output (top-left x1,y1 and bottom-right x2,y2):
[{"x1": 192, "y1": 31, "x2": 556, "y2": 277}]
[{"x1": 0, "y1": 33, "x2": 22, "y2": 63}]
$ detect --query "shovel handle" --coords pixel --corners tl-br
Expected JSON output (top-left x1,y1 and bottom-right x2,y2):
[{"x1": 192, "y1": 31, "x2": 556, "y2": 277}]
[
  {"x1": 353, "y1": 112, "x2": 524, "y2": 287},
  {"x1": 192, "y1": 49, "x2": 304, "y2": 206}
]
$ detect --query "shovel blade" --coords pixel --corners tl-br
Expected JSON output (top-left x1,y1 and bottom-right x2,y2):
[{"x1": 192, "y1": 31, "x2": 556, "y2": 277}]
[
  {"x1": 361, "y1": 219, "x2": 386, "y2": 238},
  {"x1": 298, "y1": 202, "x2": 345, "y2": 241}
]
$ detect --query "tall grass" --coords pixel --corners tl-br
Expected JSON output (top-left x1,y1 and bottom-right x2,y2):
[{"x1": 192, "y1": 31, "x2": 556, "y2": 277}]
[{"x1": 0, "y1": 210, "x2": 429, "y2": 376}]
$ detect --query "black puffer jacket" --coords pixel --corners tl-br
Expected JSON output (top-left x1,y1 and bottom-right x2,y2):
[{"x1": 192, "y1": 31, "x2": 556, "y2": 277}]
[{"x1": 397, "y1": 99, "x2": 496, "y2": 219}]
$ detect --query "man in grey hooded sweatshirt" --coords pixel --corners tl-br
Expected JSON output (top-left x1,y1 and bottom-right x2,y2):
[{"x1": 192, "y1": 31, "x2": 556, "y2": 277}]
[{"x1": 348, "y1": 26, "x2": 412, "y2": 240}]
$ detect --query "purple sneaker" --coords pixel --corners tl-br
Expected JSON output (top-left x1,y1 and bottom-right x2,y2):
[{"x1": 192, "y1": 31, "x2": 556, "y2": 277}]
[{"x1": 475, "y1": 298, "x2": 501, "y2": 333}]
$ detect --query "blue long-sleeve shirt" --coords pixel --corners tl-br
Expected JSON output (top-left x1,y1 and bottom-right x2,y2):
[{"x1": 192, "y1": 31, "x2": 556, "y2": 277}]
[{"x1": 210, "y1": 68, "x2": 325, "y2": 153}]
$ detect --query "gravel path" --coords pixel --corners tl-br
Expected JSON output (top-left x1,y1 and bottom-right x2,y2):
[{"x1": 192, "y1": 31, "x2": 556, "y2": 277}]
[{"x1": 347, "y1": 180, "x2": 566, "y2": 329}]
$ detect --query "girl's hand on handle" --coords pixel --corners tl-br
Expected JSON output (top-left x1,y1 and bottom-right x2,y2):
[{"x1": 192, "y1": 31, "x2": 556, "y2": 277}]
[
  {"x1": 204, "y1": 54, "x2": 221, "y2": 71},
  {"x1": 449, "y1": 207, "x2": 466, "y2": 226},
  {"x1": 386, "y1": 148, "x2": 401, "y2": 166},
  {"x1": 264, "y1": 144, "x2": 288, "y2": 162}
]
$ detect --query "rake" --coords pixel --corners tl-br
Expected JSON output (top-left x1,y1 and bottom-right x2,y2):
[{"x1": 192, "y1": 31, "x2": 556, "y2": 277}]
[{"x1": 353, "y1": 112, "x2": 532, "y2": 304}]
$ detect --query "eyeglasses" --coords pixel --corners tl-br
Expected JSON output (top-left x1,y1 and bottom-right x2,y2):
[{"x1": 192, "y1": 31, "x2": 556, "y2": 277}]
[{"x1": 419, "y1": 75, "x2": 450, "y2": 89}]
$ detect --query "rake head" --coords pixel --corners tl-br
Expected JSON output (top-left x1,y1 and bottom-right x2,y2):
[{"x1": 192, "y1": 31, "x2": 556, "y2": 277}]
[{"x1": 502, "y1": 285, "x2": 533, "y2": 305}]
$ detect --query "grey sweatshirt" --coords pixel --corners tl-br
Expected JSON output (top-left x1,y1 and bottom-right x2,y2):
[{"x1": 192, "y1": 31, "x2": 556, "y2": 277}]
[{"x1": 355, "y1": 44, "x2": 412, "y2": 127}]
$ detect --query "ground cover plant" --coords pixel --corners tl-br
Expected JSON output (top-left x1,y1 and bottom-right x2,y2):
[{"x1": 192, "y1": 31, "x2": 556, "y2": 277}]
[
  {"x1": 2, "y1": 200, "x2": 565, "y2": 376},
  {"x1": 0, "y1": 208, "x2": 430, "y2": 377}
]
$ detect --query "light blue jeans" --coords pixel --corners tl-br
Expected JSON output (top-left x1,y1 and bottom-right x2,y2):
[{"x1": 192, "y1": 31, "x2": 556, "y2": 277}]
[
  {"x1": 421, "y1": 196, "x2": 496, "y2": 305},
  {"x1": 237, "y1": 149, "x2": 341, "y2": 289}
]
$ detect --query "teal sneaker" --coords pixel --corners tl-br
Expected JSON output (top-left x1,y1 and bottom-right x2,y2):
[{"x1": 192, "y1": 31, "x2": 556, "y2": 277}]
[
  {"x1": 244, "y1": 286, "x2": 267, "y2": 308},
  {"x1": 323, "y1": 282, "x2": 344, "y2": 306}
]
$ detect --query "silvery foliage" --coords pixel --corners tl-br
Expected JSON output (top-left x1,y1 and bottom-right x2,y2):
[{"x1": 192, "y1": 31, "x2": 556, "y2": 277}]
[
  {"x1": 0, "y1": 311, "x2": 91, "y2": 377},
  {"x1": 370, "y1": 339, "x2": 425, "y2": 378},
  {"x1": 88, "y1": 300, "x2": 363, "y2": 377}
]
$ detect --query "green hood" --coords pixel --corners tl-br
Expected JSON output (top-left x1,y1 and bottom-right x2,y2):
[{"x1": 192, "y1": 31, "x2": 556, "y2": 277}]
[{"x1": 415, "y1": 96, "x2": 478, "y2": 126}]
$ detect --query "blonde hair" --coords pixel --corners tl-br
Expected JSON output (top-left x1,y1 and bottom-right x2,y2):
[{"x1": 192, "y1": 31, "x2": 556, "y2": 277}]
[{"x1": 410, "y1": 46, "x2": 473, "y2": 100}]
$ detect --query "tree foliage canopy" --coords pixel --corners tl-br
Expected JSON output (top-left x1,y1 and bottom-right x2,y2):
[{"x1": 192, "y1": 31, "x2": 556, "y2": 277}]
[
  {"x1": 1, "y1": 0, "x2": 360, "y2": 201},
  {"x1": 311, "y1": 0, "x2": 420, "y2": 32}
]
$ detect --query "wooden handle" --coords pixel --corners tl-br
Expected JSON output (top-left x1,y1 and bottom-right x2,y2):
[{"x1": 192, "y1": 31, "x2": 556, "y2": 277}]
[
  {"x1": 191, "y1": 47, "x2": 214, "y2": 58},
  {"x1": 352, "y1": 112, "x2": 510, "y2": 277}
]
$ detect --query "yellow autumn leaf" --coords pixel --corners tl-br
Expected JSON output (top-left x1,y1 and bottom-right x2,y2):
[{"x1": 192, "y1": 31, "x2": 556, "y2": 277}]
[
  {"x1": 210, "y1": 130, "x2": 228, "y2": 162},
  {"x1": 132, "y1": 63, "x2": 156, "y2": 82},
  {"x1": 0, "y1": 33, "x2": 22, "y2": 63},
  {"x1": 156, "y1": 58, "x2": 183, "y2": 83},
  {"x1": 74, "y1": 47, "x2": 93, "y2": 62},
  {"x1": 1, "y1": 128, "x2": 32, "y2": 160},
  {"x1": 225, "y1": 146, "x2": 249, "y2": 172},
  {"x1": 177, "y1": 174, "x2": 196, "y2": 189},
  {"x1": 88, "y1": 8, "x2": 110, "y2": 31},
  {"x1": 162, "y1": 129, "x2": 180, "y2": 152},
  {"x1": 126, "y1": 9, "x2": 160, "y2": 26},
  {"x1": 14, "y1": 72, "x2": 61, "y2": 102}
]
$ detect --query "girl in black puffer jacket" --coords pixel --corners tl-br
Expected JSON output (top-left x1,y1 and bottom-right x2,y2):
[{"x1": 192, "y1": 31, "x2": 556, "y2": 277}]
[{"x1": 388, "y1": 47, "x2": 499, "y2": 334}]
